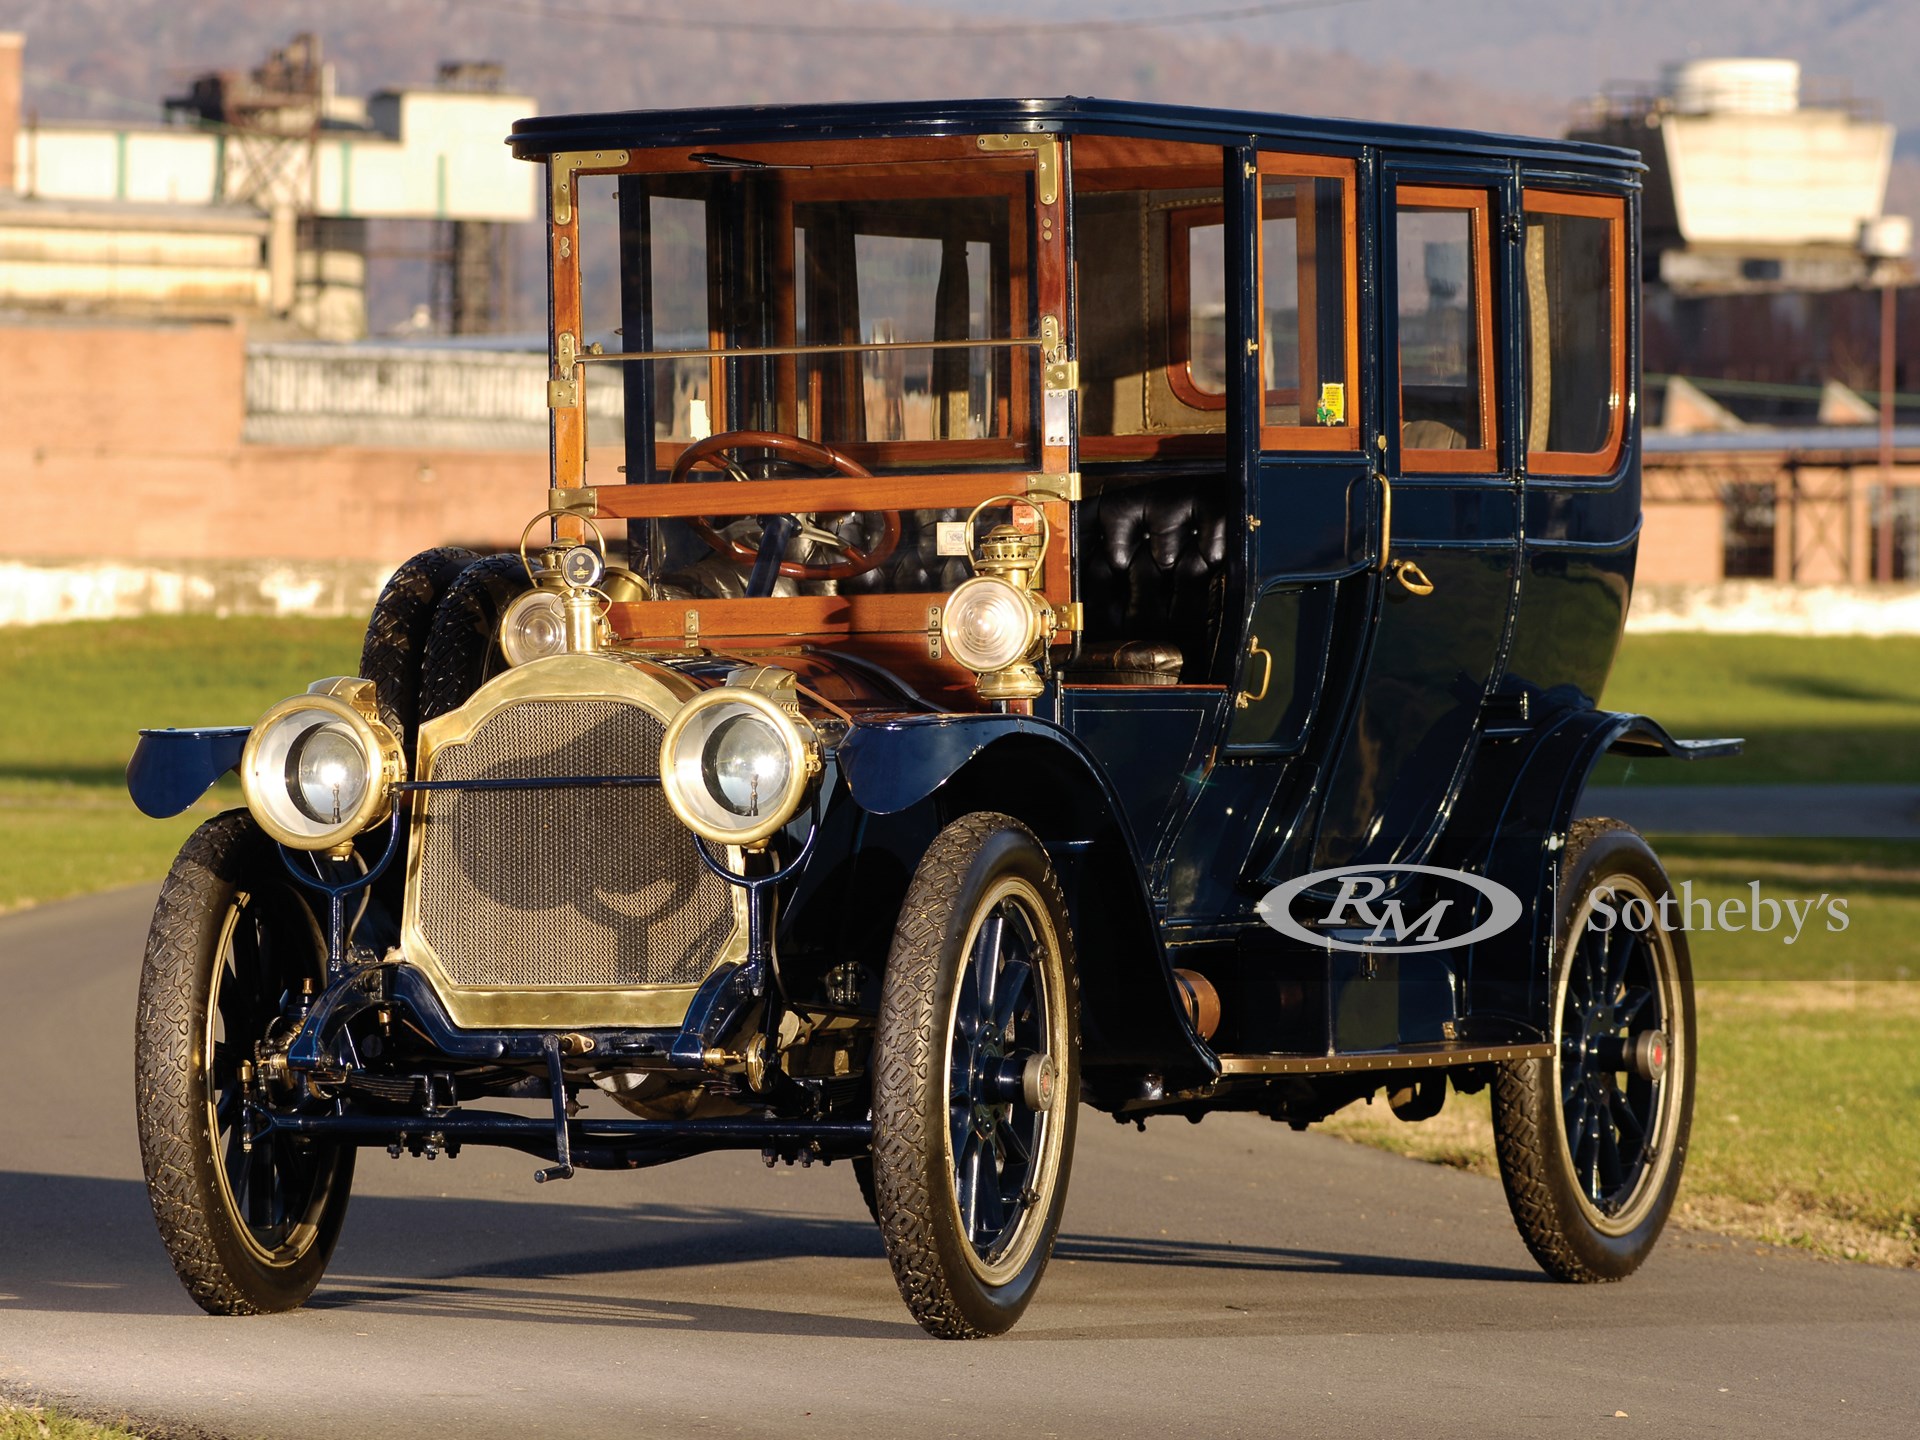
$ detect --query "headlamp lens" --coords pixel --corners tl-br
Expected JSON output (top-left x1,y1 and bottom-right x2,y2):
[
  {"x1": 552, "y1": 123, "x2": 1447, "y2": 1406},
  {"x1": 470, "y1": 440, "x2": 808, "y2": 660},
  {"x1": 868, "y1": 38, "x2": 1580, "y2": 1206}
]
[
  {"x1": 702, "y1": 710, "x2": 792, "y2": 818},
  {"x1": 287, "y1": 721, "x2": 370, "y2": 825},
  {"x1": 500, "y1": 589, "x2": 569, "y2": 667}
]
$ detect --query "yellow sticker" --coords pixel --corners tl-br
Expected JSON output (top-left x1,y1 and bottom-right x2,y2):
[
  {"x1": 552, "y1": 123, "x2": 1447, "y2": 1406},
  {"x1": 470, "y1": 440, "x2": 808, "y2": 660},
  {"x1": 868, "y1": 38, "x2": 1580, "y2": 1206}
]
[{"x1": 1317, "y1": 382, "x2": 1346, "y2": 426}]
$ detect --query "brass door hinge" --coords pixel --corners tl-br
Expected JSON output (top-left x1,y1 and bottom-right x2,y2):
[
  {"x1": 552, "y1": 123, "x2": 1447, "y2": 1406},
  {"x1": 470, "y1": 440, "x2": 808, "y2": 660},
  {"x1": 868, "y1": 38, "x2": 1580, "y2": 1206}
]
[
  {"x1": 977, "y1": 132, "x2": 1059, "y2": 206},
  {"x1": 926, "y1": 605, "x2": 943, "y2": 660},
  {"x1": 548, "y1": 487, "x2": 597, "y2": 516},
  {"x1": 683, "y1": 609, "x2": 701, "y2": 649},
  {"x1": 1056, "y1": 601, "x2": 1085, "y2": 633}
]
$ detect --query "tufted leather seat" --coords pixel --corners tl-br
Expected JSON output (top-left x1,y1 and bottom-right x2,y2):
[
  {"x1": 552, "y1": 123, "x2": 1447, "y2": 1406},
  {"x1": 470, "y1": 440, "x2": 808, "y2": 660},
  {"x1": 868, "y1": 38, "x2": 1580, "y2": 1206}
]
[
  {"x1": 835, "y1": 508, "x2": 972, "y2": 597},
  {"x1": 1069, "y1": 476, "x2": 1230, "y2": 683}
]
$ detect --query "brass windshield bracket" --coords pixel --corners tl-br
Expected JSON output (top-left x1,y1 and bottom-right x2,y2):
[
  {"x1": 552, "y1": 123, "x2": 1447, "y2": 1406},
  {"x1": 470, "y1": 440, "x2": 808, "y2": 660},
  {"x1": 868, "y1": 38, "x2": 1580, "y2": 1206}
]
[
  {"x1": 977, "y1": 132, "x2": 1059, "y2": 206},
  {"x1": 1038, "y1": 313, "x2": 1074, "y2": 391},
  {"x1": 549, "y1": 328, "x2": 580, "y2": 409},
  {"x1": 549, "y1": 149, "x2": 630, "y2": 225},
  {"x1": 1023, "y1": 471, "x2": 1081, "y2": 503}
]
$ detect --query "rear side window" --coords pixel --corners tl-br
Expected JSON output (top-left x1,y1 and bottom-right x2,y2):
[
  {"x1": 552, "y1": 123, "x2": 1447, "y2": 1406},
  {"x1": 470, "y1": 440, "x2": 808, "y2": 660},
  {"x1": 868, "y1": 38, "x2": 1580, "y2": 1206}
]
[
  {"x1": 1396, "y1": 186, "x2": 1496, "y2": 471},
  {"x1": 1258, "y1": 154, "x2": 1359, "y2": 451},
  {"x1": 1523, "y1": 190, "x2": 1626, "y2": 473}
]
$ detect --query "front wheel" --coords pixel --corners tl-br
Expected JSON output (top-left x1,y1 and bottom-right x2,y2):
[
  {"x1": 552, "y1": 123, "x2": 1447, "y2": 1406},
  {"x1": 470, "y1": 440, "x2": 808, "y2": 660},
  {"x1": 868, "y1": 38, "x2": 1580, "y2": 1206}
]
[
  {"x1": 870, "y1": 813, "x2": 1079, "y2": 1338},
  {"x1": 1492, "y1": 818, "x2": 1695, "y2": 1282},
  {"x1": 135, "y1": 812, "x2": 355, "y2": 1314}
]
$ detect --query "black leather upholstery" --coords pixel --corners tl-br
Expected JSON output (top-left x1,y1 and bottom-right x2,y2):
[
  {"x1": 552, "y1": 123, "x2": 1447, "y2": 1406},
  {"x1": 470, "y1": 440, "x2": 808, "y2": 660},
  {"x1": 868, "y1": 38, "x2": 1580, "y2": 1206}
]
[
  {"x1": 1071, "y1": 476, "x2": 1230, "y2": 682},
  {"x1": 835, "y1": 508, "x2": 972, "y2": 596}
]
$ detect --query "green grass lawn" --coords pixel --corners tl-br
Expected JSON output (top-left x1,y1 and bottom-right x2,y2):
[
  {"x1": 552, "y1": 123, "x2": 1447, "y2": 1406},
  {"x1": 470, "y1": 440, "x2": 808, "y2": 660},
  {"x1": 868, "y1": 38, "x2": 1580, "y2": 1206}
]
[
  {"x1": 0, "y1": 617, "x2": 362, "y2": 911},
  {"x1": 1597, "y1": 633, "x2": 1920, "y2": 785},
  {"x1": 0, "y1": 1404, "x2": 147, "y2": 1440}
]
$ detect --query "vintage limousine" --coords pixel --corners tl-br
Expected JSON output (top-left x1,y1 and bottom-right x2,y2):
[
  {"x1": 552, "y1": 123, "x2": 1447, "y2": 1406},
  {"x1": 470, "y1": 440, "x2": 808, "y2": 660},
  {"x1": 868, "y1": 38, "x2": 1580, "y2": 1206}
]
[{"x1": 127, "y1": 98, "x2": 1733, "y2": 1338}]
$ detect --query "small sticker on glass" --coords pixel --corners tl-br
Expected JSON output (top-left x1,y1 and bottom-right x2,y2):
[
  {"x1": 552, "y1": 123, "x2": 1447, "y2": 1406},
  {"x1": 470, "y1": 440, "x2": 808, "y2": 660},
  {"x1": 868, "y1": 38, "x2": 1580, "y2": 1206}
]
[
  {"x1": 936, "y1": 521, "x2": 971, "y2": 557},
  {"x1": 1316, "y1": 382, "x2": 1346, "y2": 426}
]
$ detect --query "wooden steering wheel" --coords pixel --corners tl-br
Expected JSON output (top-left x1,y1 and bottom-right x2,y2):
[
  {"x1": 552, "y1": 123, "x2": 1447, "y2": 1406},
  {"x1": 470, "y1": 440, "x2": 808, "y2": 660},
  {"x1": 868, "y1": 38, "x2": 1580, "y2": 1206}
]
[{"x1": 668, "y1": 430, "x2": 902, "y2": 582}]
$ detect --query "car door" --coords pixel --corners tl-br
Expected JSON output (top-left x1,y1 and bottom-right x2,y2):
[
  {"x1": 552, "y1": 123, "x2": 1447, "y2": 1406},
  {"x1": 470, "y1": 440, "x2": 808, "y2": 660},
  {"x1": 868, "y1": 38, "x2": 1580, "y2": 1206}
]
[
  {"x1": 1160, "y1": 148, "x2": 1376, "y2": 921},
  {"x1": 1304, "y1": 162, "x2": 1521, "y2": 872}
]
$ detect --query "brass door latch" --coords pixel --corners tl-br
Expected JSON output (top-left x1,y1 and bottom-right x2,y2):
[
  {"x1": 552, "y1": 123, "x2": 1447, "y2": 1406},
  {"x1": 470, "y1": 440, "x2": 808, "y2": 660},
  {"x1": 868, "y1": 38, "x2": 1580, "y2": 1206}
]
[
  {"x1": 1235, "y1": 634, "x2": 1274, "y2": 709},
  {"x1": 1389, "y1": 559, "x2": 1436, "y2": 597}
]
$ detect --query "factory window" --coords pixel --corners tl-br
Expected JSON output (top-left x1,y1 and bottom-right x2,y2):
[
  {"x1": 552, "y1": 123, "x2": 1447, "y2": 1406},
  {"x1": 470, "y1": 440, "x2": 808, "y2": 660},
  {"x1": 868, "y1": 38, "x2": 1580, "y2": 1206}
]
[
  {"x1": 1523, "y1": 190, "x2": 1626, "y2": 474},
  {"x1": 1396, "y1": 187, "x2": 1497, "y2": 471},
  {"x1": 1722, "y1": 483, "x2": 1777, "y2": 579}
]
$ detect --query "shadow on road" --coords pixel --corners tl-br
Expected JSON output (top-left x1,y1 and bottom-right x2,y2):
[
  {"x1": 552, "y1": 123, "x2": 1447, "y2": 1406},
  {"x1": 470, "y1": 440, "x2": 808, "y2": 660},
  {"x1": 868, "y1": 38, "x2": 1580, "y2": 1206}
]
[
  {"x1": 0, "y1": 1168, "x2": 1535, "y2": 1331},
  {"x1": 1053, "y1": 1231, "x2": 1535, "y2": 1285}
]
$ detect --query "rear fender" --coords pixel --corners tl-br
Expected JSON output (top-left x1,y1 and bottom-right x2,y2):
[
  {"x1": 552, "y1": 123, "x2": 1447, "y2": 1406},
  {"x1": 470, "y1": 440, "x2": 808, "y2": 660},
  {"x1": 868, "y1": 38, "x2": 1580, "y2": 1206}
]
[{"x1": 1434, "y1": 708, "x2": 1741, "y2": 1036}]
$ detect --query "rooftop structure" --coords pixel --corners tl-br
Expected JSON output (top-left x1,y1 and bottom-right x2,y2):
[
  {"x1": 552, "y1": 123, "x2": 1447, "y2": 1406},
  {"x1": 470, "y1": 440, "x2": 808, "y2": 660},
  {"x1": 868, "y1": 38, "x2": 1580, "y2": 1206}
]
[
  {"x1": 1571, "y1": 58, "x2": 1909, "y2": 295},
  {"x1": 0, "y1": 32, "x2": 536, "y2": 338}
]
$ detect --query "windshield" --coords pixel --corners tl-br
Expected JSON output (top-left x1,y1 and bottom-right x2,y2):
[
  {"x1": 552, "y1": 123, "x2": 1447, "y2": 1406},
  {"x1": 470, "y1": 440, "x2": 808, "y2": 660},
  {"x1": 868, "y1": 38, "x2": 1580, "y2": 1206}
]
[{"x1": 575, "y1": 151, "x2": 1036, "y2": 483}]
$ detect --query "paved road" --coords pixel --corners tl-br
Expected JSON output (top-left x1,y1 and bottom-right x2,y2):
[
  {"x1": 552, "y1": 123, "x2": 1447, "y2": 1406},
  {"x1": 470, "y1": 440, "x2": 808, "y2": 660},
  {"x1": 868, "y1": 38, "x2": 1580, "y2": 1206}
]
[
  {"x1": 1581, "y1": 784, "x2": 1920, "y2": 838},
  {"x1": 4, "y1": 888, "x2": 1918, "y2": 1439}
]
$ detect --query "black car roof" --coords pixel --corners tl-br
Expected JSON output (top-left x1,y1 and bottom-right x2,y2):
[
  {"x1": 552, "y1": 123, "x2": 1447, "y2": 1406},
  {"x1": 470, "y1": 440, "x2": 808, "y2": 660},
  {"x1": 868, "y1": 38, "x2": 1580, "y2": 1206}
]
[{"x1": 507, "y1": 96, "x2": 1642, "y2": 175}]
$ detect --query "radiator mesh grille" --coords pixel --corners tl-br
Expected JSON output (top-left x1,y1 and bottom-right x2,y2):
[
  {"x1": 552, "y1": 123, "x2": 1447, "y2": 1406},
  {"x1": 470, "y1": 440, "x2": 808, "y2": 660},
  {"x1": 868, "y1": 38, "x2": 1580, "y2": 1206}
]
[{"x1": 416, "y1": 699, "x2": 731, "y2": 989}]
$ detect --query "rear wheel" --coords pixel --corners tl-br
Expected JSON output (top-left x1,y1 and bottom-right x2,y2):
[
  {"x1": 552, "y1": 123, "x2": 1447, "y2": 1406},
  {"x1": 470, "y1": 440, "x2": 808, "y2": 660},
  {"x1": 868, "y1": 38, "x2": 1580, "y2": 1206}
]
[
  {"x1": 135, "y1": 812, "x2": 355, "y2": 1314},
  {"x1": 1492, "y1": 819, "x2": 1695, "y2": 1282},
  {"x1": 870, "y1": 813, "x2": 1079, "y2": 1338}
]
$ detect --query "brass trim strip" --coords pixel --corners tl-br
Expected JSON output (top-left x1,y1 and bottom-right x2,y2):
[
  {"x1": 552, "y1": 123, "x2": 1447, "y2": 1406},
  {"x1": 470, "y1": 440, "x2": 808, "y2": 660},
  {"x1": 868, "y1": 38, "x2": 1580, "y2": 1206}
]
[
  {"x1": 977, "y1": 133, "x2": 1059, "y2": 205},
  {"x1": 1215, "y1": 1043, "x2": 1552, "y2": 1076},
  {"x1": 578, "y1": 335, "x2": 1044, "y2": 365}
]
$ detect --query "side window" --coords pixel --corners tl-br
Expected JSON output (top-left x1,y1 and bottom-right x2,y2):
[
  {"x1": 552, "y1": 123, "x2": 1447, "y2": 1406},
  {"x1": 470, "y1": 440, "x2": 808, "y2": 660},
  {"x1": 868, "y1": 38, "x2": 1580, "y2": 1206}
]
[
  {"x1": 1068, "y1": 136, "x2": 1227, "y2": 458},
  {"x1": 1396, "y1": 186, "x2": 1496, "y2": 471},
  {"x1": 1523, "y1": 189, "x2": 1626, "y2": 473},
  {"x1": 1168, "y1": 209, "x2": 1229, "y2": 409},
  {"x1": 1258, "y1": 155, "x2": 1359, "y2": 451}
]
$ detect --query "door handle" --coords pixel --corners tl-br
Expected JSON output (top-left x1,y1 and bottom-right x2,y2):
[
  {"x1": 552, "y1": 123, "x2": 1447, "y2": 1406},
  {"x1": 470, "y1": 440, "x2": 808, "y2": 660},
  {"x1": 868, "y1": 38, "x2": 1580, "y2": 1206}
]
[
  {"x1": 1235, "y1": 634, "x2": 1274, "y2": 709},
  {"x1": 1375, "y1": 473, "x2": 1433, "y2": 596},
  {"x1": 1389, "y1": 559, "x2": 1435, "y2": 597},
  {"x1": 1376, "y1": 473, "x2": 1393, "y2": 573}
]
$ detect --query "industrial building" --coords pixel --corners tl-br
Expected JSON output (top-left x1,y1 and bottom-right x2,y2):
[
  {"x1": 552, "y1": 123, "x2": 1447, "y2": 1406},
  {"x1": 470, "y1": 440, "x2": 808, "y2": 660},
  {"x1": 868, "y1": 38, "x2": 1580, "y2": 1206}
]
[
  {"x1": 1572, "y1": 58, "x2": 1918, "y2": 591},
  {"x1": 1, "y1": 39, "x2": 1916, "y2": 623},
  {"x1": 0, "y1": 32, "x2": 535, "y2": 339}
]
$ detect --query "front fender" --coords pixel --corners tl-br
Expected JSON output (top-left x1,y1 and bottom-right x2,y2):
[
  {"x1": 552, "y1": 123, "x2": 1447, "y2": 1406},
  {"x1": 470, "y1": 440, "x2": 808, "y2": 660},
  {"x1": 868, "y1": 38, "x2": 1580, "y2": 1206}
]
[
  {"x1": 837, "y1": 712, "x2": 1078, "y2": 815},
  {"x1": 127, "y1": 727, "x2": 251, "y2": 818},
  {"x1": 1435, "y1": 708, "x2": 1742, "y2": 1035},
  {"x1": 836, "y1": 712, "x2": 1216, "y2": 1097}
]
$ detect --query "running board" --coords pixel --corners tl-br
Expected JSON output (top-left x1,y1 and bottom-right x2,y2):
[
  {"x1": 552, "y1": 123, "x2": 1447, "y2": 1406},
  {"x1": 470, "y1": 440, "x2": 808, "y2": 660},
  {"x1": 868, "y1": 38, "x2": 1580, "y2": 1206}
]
[{"x1": 1215, "y1": 1042, "x2": 1552, "y2": 1076}]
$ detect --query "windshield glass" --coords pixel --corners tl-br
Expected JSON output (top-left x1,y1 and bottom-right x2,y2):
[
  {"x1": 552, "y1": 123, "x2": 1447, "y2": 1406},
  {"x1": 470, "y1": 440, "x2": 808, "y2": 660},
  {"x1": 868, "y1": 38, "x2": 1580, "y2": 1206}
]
[{"x1": 576, "y1": 154, "x2": 1034, "y2": 482}]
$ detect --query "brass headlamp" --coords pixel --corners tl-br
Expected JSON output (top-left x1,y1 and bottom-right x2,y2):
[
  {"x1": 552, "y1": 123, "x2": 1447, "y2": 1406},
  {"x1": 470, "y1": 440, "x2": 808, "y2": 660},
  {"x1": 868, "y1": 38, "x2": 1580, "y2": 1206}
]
[
  {"x1": 239, "y1": 677, "x2": 405, "y2": 854},
  {"x1": 500, "y1": 510, "x2": 650, "y2": 667},
  {"x1": 940, "y1": 495, "x2": 1056, "y2": 702}
]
